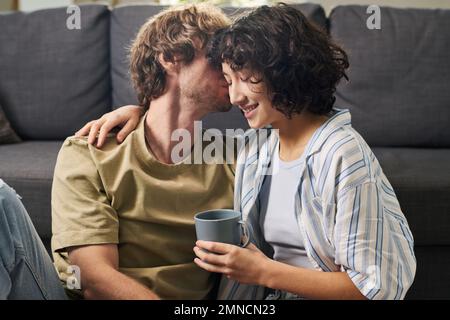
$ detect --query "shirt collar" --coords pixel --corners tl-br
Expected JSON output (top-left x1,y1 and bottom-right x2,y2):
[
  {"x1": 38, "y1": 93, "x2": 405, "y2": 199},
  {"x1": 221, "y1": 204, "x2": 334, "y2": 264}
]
[{"x1": 303, "y1": 108, "x2": 352, "y2": 158}]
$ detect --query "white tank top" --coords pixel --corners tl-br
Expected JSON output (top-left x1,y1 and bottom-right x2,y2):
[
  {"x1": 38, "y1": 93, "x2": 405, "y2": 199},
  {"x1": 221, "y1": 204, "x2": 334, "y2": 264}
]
[{"x1": 258, "y1": 143, "x2": 315, "y2": 269}]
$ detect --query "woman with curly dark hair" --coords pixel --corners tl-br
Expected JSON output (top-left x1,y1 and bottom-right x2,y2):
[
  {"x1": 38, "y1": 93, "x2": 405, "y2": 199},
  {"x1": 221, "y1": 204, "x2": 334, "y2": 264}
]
[
  {"x1": 77, "y1": 4, "x2": 415, "y2": 300},
  {"x1": 195, "y1": 4, "x2": 414, "y2": 300}
]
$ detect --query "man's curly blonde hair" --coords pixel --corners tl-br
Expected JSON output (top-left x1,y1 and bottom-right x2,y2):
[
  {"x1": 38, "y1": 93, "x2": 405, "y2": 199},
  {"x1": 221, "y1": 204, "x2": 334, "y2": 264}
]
[{"x1": 129, "y1": 4, "x2": 230, "y2": 111}]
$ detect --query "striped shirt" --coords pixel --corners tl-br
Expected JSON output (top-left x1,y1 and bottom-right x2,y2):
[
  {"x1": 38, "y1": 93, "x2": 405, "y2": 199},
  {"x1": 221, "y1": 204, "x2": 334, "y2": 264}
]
[{"x1": 218, "y1": 108, "x2": 416, "y2": 300}]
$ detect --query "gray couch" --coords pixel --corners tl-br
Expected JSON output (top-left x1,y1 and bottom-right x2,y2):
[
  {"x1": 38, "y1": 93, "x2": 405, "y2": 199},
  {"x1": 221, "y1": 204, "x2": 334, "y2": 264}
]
[{"x1": 0, "y1": 4, "x2": 449, "y2": 299}]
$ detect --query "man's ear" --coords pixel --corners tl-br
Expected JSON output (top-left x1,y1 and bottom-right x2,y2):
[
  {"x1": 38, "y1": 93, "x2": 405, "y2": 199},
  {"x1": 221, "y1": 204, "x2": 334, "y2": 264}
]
[{"x1": 158, "y1": 53, "x2": 181, "y2": 75}]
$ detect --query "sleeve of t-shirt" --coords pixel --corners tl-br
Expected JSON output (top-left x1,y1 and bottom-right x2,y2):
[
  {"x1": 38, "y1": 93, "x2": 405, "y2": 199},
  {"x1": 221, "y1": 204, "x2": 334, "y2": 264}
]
[{"x1": 51, "y1": 137, "x2": 119, "y2": 253}]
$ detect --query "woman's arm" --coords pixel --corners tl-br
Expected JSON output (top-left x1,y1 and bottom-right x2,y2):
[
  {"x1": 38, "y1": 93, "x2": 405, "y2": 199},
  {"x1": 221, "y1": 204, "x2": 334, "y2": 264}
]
[
  {"x1": 75, "y1": 105, "x2": 144, "y2": 148},
  {"x1": 263, "y1": 259, "x2": 367, "y2": 300},
  {"x1": 194, "y1": 241, "x2": 366, "y2": 300}
]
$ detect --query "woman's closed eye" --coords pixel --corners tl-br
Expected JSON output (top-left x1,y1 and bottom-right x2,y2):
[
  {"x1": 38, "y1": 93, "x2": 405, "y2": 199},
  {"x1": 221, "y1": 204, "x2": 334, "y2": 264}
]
[
  {"x1": 223, "y1": 72, "x2": 262, "y2": 86},
  {"x1": 240, "y1": 76, "x2": 262, "y2": 85}
]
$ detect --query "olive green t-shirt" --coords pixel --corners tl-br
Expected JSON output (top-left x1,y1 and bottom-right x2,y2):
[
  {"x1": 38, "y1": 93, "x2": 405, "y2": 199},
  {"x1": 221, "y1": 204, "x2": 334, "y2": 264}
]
[{"x1": 51, "y1": 115, "x2": 235, "y2": 299}]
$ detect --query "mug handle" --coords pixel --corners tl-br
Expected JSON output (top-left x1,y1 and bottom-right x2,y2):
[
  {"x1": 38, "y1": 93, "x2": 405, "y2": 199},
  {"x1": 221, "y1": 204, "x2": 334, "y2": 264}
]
[{"x1": 238, "y1": 220, "x2": 250, "y2": 247}]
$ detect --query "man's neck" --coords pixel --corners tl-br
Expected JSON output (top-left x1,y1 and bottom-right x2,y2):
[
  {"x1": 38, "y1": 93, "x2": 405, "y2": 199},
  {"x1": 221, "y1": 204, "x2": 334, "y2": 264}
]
[{"x1": 144, "y1": 95, "x2": 207, "y2": 164}]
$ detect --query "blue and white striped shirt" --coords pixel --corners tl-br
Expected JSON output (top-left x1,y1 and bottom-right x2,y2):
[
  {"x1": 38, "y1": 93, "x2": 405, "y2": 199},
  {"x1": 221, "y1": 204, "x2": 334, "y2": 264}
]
[{"x1": 218, "y1": 108, "x2": 416, "y2": 300}]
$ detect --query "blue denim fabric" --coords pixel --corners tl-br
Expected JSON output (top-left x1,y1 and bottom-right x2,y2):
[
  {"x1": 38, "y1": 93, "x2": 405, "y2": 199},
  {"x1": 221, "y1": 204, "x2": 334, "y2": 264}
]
[
  {"x1": 0, "y1": 179, "x2": 67, "y2": 300},
  {"x1": 265, "y1": 289, "x2": 305, "y2": 300}
]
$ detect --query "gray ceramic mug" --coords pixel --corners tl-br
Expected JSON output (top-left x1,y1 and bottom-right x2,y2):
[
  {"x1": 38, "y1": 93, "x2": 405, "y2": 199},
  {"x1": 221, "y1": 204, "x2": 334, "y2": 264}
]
[{"x1": 194, "y1": 209, "x2": 250, "y2": 247}]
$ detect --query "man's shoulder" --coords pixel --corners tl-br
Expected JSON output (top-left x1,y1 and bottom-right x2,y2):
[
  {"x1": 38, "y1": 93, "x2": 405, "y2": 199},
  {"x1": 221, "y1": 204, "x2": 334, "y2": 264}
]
[
  {"x1": 54, "y1": 132, "x2": 136, "y2": 186},
  {"x1": 56, "y1": 133, "x2": 136, "y2": 175}
]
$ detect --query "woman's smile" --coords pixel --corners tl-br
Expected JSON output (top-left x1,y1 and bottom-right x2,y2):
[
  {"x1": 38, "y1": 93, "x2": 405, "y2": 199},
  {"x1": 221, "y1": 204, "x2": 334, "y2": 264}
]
[{"x1": 239, "y1": 103, "x2": 259, "y2": 118}]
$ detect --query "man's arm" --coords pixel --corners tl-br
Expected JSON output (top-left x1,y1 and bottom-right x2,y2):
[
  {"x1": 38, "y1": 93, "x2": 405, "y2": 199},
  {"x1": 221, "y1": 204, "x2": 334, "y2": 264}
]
[
  {"x1": 68, "y1": 244, "x2": 159, "y2": 300},
  {"x1": 53, "y1": 137, "x2": 159, "y2": 299}
]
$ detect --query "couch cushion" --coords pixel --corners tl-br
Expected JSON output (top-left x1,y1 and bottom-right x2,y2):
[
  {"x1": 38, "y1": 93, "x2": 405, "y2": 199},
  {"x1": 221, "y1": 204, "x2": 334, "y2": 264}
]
[
  {"x1": 406, "y1": 246, "x2": 450, "y2": 299},
  {"x1": 330, "y1": 6, "x2": 450, "y2": 147},
  {"x1": 0, "y1": 5, "x2": 111, "y2": 140},
  {"x1": 0, "y1": 103, "x2": 21, "y2": 144},
  {"x1": 372, "y1": 147, "x2": 450, "y2": 246},
  {"x1": 110, "y1": 3, "x2": 326, "y2": 132},
  {"x1": 0, "y1": 141, "x2": 63, "y2": 239}
]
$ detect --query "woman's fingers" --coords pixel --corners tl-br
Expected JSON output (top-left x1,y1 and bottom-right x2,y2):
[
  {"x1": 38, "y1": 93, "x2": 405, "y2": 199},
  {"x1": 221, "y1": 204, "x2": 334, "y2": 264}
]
[
  {"x1": 246, "y1": 243, "x2": 260, "y2": 252},
  {"x1": 194, "y1": 258, "x2": 229, "y2": 274},
  {"x1": 97, "y1": 117, "x2": 121, "y2": 148},
  {"x1": 117, "y1": 117, "x2": 139, "y2": 143},
  {"x1": 87, "y1": 119, "x2": 104, "y2": 145},
  {"x1": 195, "y1": 240, "x2": 234, "y2": 254},
  {"x1": 193, "y1": 246, "x2": 227, "y2": 266},
  {"x1": 75, "y1": 105, "x2": 143, "y2": 146},
  {"x1": 193, "y1": 241, "x2": 240, "y2": 273},
  {"x1": 75, "y1": 120, "x2": 95, "y2": 138}
]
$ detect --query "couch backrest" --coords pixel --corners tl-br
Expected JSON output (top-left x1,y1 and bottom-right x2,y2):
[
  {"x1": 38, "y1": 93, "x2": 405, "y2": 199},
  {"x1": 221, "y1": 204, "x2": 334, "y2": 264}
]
[
  {"x1": 110, "y1": 3, "x2": 327, "y2": 132},
  {"x1": 110, "y1": 5, "x2": 166, "y2": 111},
  {"x1": 0, "y1": 5, "x2": 111, "y2": 140},
  {"x1": 330, "y1": 5, "x2": 450, "y2": 147},
  {"x1": 9, "y1": 4, "x2": 448, "y2": 143},
  {"x1": 0, "y1": 3, "x2": 328, "y2": 139}
]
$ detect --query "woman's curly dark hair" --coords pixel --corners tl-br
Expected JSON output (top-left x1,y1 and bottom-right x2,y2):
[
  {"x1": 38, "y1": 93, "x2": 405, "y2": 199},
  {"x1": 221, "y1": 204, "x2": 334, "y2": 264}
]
[{"x1": 207, "y1": 3, "x2": 349, "y2": 117}]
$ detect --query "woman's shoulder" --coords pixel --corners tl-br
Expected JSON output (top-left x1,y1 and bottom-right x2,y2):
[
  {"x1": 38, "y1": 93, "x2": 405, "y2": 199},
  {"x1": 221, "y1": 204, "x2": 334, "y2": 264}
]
[
  {"x1": 311, "y1": 126, "x2": 377, "y2": 193},
  {"x1": 315, "y1": 123, "x2": 374, "y2": 162}
]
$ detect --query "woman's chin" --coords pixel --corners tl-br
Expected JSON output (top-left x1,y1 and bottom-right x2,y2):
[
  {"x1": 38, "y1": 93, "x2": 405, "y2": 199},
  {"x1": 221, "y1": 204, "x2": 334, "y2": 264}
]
[{"x1": 247, "y1": 119, "x2": 268, "y2": 129}]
